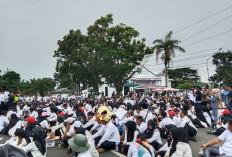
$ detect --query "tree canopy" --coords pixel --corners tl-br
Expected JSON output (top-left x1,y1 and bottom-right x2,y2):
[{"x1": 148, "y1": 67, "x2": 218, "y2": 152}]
[
  {"x1": 210, "y1": 50, "x2": 232, "y2": 85},
  {"x1": 168, "y1": 67, "x2": 200, "y2": 88},
  {"x1": 54, "y1": 14, "x2": 153, "y2": 94}
]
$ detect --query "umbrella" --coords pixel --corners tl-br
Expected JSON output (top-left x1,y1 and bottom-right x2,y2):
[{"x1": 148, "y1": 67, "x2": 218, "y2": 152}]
[{"x1": 122, "y1": 83, "x2": 140, "y2": 87}]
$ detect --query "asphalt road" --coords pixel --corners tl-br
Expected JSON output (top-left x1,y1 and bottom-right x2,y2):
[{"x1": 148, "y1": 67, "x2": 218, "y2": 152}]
[{"x1": 0, "y1": 128, "x2": 222, "y2": 157}]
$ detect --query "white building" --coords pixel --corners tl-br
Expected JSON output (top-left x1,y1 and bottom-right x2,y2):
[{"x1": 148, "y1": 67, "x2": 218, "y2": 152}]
[{"x1": 98, "y1": 72, "x2": 172, "y2": 97}]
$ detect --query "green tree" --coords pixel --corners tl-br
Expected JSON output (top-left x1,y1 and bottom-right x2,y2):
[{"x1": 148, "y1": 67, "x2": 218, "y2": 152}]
[
  {"x1": 1, "y1": 70, "x2": 21, "y2": 91},
  {"x1": 153, "y1": 31, "x2": 185, "y2": 87},
  {"x1": 54, "y1": 14, "x2": 153, "y2": 94},
  {"x1": 168, "y1": 67, "x2": 200, "y2": 88},
  {"x1": 177, "y1": 82, "x2": 193, "y2": 90},
  {"x1": 210, "y1": 50, "x2": 232, "y2": 84}
]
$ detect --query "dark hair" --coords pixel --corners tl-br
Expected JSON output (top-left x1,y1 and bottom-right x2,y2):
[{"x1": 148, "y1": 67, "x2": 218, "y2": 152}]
[
  {"x1": 87, "y1": 111, "x2": 94, "y2": 116},
  {"x1": 127, "y1": 111, "x2": 134, "y2": 116},
  {"x1": 1, "y1": 110, "x2": 7, "y2": 115},
  {"x1": 63, "y1": 104, "x2": 67, "y2": 107},
  {"x1": 181, "y1": 109, "x2": 187, "y2": 116},
  {"x1": 161, "y1": 111, "x2": 167, "y2": 118},
  {"x1": 205, "y1": 84, "x2": 209, "y2": 89},
  {"x1": 228, "y1": 119, "x2": 232, "y2": 126},
  {"x1": 136, "y1": 116, "x2": 143, "y2": 122}
]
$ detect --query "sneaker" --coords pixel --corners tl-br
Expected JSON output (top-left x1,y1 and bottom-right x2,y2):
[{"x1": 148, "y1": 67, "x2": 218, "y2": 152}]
[
  {"x1": 58, "y1": 143, "x2": 65, "y2": 149},
  {"x1": 207, "y1": 131, "x2": 214, "y2": 134},
  {"x1": 97, "y1": 148, "x2": 105, "y2": 153}
]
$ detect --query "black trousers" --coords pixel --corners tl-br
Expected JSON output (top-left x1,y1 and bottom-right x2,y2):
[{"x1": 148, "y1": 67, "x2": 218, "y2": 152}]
[
  {"x1": 94, "y1": 136, "x2": 116, "y2": 150},
  {"x1": 150, "y1": 141, "x2": 162, "y2": 151}
]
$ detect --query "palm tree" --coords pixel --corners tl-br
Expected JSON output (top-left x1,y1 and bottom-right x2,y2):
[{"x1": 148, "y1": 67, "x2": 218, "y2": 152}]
[{"x1": 153, "y1": 31, "x2": 185, "y2": 87}]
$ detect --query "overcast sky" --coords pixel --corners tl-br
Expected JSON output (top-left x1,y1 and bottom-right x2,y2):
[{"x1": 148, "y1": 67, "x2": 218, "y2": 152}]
[{"x1": 0, "y1": 0, "x2": 231, "y2": 82}]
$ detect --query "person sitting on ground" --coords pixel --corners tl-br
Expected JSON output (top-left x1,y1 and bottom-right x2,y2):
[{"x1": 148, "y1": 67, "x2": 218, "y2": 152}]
[
  {"x1": 8, "y1": 113, "x2": 24, "y2": 137},
  {"x1": 25, "y1": 117, "x2": 36, "y2": 134},
  {"x1": 22, "y1": 126, "x2": 46, "y2": 157},
  {"x1": 155, "y1": 124, "x2": 176, "y2": 157},
  {"x1": 127, "y1": 133, "x2": 155, "y2": 157},
  {"x1": 136, "y1": 116, "x2": 147, "y2": 134},
  {"x1": 201, "y1": 119, "x2": 232, "y2": 157},
  {"x1": 95, "y1": 115, "x2": 120, "y2": 153},
  {"x1": 118, "y1": 121, "x2": 138, "y2": 155},
  {"x1": 15, "y1": 128, "x2": 33, "y2": 148},
  {"x1": 0, "y1": 110, "x2": 9, "y2": 134},
  {"x1": 155, "y1": 111, "x2": 176, "y2": 138},
  {"x1": 73, "y1": 127, "x2": 99, "y2": 157},
  {"x1": 144, "y1": 120, "x2": 162, "y2": 151},
  {"x1": 165, "y1": 127, "x2": 192, "y2": 157},
  {"x1": 83, "y1": 111, "x2": 95, "y2": 131},
  {"x1": 179, "y1": 109, "x2": 197, "y2": 141},
  {"x1": 68, "y1": 134, "x2": 92, "y2": 157},
  {"x1": 208, "y1": 109, "x2": 232, "y2": 136}
]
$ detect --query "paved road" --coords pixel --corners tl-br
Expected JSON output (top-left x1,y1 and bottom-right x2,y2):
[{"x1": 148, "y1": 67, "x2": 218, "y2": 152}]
[{"x1": 0, "y1": 128, "x2": 222, "y2": 157}]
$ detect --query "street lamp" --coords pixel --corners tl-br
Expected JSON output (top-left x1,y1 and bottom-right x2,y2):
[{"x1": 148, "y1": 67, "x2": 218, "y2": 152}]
[{"x1": 206, "y1": 48, "x2": 222, "y2": 84}]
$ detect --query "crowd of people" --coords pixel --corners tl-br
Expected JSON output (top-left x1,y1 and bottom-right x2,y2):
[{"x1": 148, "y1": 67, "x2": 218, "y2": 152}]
[{"x1": 0, "y1": 84, "x2": 232, "y2": 157}]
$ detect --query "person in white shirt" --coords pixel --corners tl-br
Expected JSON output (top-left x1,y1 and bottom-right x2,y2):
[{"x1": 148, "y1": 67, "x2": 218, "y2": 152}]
[
  {"x1": 202, "y1": 119, "x2": 232, "y2": 157},
  {"x1": 144, "y1": 120, "x2": 162, "y2": 151},
  {"x1": 118, "y1": 121, "x2": 138, "y2": 155},
  {"x1": 179, "y1": 110, "x2": 197, "y2": 141},
  {"x1": 83, "y1": 111, "x2": 95, "y2": 131},
  {"x1": 68, "y1": 134, "x2": 92, "y2": 157},
  {"x1": 29, "y1": 107, "x2": 38, "y2": 119},
  {"x1": 63, "y1": 104, "x2": 74, "y2": 117},
  {"x1": 168, "y1": 110, "x2": 181, "y2": 126},
  {"x1": 8, "y1": 113, "x2": 24, "y2": 137},
  {"x1": 136, "y1": 116, "x2": 147, "y2": 133},
  {"x1": 0, "y1": 111, "x2": 9, "y2": 134},
  {"x1": 95, "y1": 115, "x2": 120, "y2": 152},
  {"x1": 139, "y1": 103, "x2": 154, "y2": 123},
  {"x1": 22, "y1": 126, "x2": 46, "y2": 157}
]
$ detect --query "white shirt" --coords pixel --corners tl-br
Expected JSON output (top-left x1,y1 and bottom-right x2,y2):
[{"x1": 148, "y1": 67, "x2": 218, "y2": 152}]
[
  {"x1": 67, "y1": 124, "x2": 75, "y2": 137},
  {"x1": 179, "y1": 116, "x2": 197, "y2": 130},
  {"x1": 219, "y1": 129, "x2": 232, "y2": 156},
  {"x1": 47, "y1": 113, "x2": 57, "y2": 122},
  {"x1": 137, "y1": 122, "x2": 147, "y2": 133},
  {"x1": 83, "y1": 117, "x2": 96, "y2": 129},
  {"x1": 3, "y1": 91, "x2": 10, "y2": 102},
  {"x1": 39, "y1": 120, "x2": 49, "y2": 129},
  {"x1": 8, "y1": 120, "x2": 24, "y2": 137},
  {"x1": 30, "y1": 111, "x2": 38, "y2": 119},
  {"x1": 97, "y1": 121, "x2": 120, "y2": 146},
  {"x1": 63, "y1": 106, "x2": 74, "y2": 115},
  {"x1": 77, "y1": 151, "x2": 92, "y2": 157},
  {"x1": 118, "y1": 116, "x2": 134, "y2": 126},
  {"x1": 171, "y1": 116, "x2": 181, "y2": 126},
  {"x1": 0, "y1": 115, "x2": 9, "y2": 131},
  {"x1": 139, "y1": 109, "x2": 154, "y2": 123},
  {"x1": 85, "y1": 104, "x2": 92, "y2": 113},
  {"x1": 22, "y1": 141, "x2": 46, "y2": 157},
  {"x1": 159, "y1": 117, "x2": 176, "y2": 129},
  {"x1": 146, "y1": 129, "x2": 162, "y2": 145},
  {"x1": 92, "y1": 125, "x2": 105, "y2": 139},
  {"x1": 0, "y1": 93, "x2": 4, "y2": 102}
]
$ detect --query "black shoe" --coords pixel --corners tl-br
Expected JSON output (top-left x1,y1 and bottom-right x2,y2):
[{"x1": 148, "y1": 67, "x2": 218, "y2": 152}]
[{"x1": 189, "y1": 137, "x2": 197, "y2": 142}]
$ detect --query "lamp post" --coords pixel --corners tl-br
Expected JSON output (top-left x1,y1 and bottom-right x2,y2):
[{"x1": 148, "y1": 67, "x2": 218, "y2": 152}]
[{"x1": 206, "y1": 48, "x2": 222, "y2": 84}]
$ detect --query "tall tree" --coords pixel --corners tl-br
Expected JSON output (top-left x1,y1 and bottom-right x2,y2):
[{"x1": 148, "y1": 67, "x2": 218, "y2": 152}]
[
  {"x1": 153, "y1": 31, "x2": 185, "y2": 87},
  {"x1": 168, "y1": 67, "x2": 200, "y2": 88},
  {"x1": 54, "y1": 14, "x2": 153, "y2": 94},
  {"x1": 210, "y1": 50, "x2": 232, "y2": 85},
  {"x1": 1, "y1": 70, "x2": 21, "y2": 91}
]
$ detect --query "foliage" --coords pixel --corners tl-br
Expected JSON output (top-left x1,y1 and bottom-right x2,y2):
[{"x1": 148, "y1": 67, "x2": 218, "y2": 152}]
[
  {"x1": 168, "y1": 67, "x2": 200, "y2": 88},
  {"x1": 177, "y1": 82, "x2": 193, "y2": 90},
  {"x1": 153, "y1": 31, "x2": 185, "y2": 87},
  {"x1": 0, "y1": 70, "x2": 55, "y2": 96},
  {"x1": 210, "y1": 50, "x2": 232, "y2": 85},
  {"x1": 54, "y1": 14, "x2": 153, "y2": 94}
]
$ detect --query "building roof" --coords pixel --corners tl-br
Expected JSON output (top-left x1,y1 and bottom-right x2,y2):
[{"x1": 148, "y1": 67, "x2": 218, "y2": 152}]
[{"x1": 135, "y1": 84, "x2": 165, "y2": 89}]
